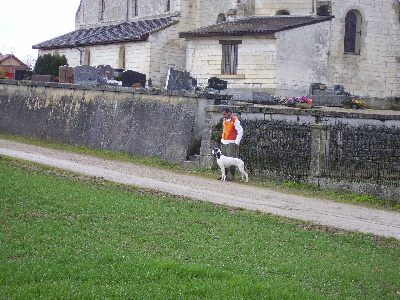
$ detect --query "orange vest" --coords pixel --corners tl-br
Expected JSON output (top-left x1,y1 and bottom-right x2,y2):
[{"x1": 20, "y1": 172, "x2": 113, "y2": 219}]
[{"x1": 222, "y1": 116, "x2": 238, "y2": 140}]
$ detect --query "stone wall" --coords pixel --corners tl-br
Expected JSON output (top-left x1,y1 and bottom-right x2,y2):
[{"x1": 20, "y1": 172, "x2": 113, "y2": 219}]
[
  {"x1": 0, "y1": 80, "x2": 227, "y2": 162},
  {"x1": 255, "y1": 0, "x2": 315, "y2": 15},
  {"x1": 200, "y1": 105, "x2": 400, "y2": 202},
  {"x1": 1, "y1": 80, "x2": 399, "y2": 201}
]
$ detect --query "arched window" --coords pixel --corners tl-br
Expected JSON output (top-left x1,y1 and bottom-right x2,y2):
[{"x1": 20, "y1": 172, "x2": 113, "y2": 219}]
[{"x1": 344, "y1": 10, "x2": 362, "y2": 54}]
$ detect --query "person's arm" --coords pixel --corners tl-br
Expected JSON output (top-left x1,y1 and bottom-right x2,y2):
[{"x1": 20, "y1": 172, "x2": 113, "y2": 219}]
[{"x1": 234, "y1": 119, "x2": 243, "y2": 145}]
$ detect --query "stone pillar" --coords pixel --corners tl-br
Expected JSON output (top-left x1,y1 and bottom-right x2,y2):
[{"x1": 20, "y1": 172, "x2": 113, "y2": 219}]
[
  {"x1": 309, "y1": 124, "x2": 330, "y2": 184},
  {"x1": 199, "y1": 109, "x2": 215, "y2": 168}
]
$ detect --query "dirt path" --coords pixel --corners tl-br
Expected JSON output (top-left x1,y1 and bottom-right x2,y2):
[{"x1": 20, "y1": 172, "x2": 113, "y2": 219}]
[{"x1": 1, "y1": 139, "x2": 400, "y2": 240}]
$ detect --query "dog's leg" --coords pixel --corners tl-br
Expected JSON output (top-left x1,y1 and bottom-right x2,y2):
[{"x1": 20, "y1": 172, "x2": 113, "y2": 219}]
[
  {"x1": 220, "y1": 167, "x2": 226, "y2": 181},
  {"x1": 237, "y1": 163, "x2": 248, "y2": 182}
]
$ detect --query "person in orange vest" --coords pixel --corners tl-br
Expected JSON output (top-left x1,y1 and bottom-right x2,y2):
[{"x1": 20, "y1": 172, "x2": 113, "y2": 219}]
[{"x1": 220, "y1": 107, "x2": 244, "y2": 181}]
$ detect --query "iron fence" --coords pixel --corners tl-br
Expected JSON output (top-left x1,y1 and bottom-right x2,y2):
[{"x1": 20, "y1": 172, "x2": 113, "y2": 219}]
[
  {"x1": 216, "y1": 120, "x2": 400, "y2": 186},
  {"x1": 240, "y1": 120, "x2": 311, "y2": 179},
  {"x1": 324, "y1": 124, "x2": 400, "y2": 185}
]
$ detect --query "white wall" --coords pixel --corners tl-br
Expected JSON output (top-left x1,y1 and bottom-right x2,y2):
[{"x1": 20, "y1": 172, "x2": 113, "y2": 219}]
[
  {"x1": 275, "y1": 20, "x2": 331, "y2": 96},
  {"x1": 185, "y1": 36, "x2": 277, "y2": 90},
  {"x1": 327, "y1": 0, "x2": 400, "y2": 97}
]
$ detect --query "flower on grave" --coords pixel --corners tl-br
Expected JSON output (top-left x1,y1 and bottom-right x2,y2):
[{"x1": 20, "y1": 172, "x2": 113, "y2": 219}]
[
  {"x1": 351, "y1": 98, "x2": 365, "y2": 109},
  {"x1": 299, "y1": 95, "x2": 313, "y2": 105},
  {"x1": 274, "y1": 95, "x2": 312, "y2": 107}
]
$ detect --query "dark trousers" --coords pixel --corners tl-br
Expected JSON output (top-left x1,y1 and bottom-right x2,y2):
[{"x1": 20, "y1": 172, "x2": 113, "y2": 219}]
[{"x1": 221, "y1": 143, "x2": 238, "y2": 177}]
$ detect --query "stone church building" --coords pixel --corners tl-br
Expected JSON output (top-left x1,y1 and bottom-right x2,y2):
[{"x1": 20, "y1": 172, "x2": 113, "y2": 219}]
[{"x1": 33, "y1": 0, "x2": 399, "y2": 99}]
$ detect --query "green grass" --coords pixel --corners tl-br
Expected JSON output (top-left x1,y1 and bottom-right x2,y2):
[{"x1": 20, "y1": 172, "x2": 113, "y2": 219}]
[{"x1": 1, "y1": 157, "x2": 400, "y2": 299}]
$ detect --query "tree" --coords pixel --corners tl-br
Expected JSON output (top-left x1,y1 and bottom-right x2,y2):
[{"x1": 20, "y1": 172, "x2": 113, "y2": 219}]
[
  {"x1": 34, "y1": 54, "x2": 68, "y2": 76},
  {"x1": 22, "y1": 54, "x2": 37, "y2": 71}
]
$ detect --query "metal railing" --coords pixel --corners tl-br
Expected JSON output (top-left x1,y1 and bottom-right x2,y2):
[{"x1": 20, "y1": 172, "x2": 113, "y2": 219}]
[{"x1": 218, "y1": 120, "x2": 400, "y2": 186}]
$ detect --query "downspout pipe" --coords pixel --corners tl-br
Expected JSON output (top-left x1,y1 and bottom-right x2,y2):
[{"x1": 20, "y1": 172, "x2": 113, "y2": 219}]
[
  {"x1": 126, "y1": 0, "x2": 129, "y2": 22},
  {"x1": 75, "y1": 45, "x2": 84, "y2": 65}
]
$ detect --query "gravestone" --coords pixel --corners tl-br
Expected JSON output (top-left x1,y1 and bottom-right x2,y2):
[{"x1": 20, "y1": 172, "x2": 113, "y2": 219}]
[
  {"x1": 97, "y1": 65, "x2": 114, "y2": 81},
  {"x1": 113, "y1": 68, "x2": 124, "y2": 79},
  {"x1": 31, "y1": 75, "x2": 56, "y2": 82},
  {"x1": 74, "y1": 65, "x2": 98, "y2": 85},
  {"x1": 208, "y1": 77, "x2": 227, "y2": 91},
  {"x1": 165, "y1": 68, "x2": 194, "y2": 90},
  {"x1": 14, "y1": 70, "x2": 33, "y2": 80},
  {"x1": 122, "y1": 70, "x2": 146, "y2": 88},
  {"x1": 190, "y1": 76, "x2": 197, "y2": 87},
  {"x1": 59, "y1": 66, "x2": 74, "y2": 84}
]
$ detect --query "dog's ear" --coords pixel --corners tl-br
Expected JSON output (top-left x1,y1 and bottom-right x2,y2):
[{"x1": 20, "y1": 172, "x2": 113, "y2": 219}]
[{"x1": 216, "y1": 151, "x2": 221, "y2": 159}]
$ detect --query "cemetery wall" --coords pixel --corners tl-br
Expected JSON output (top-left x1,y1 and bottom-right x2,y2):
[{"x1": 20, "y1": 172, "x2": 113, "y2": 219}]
[
  {"x1": 1, "y1": 79, "x2": 400, "y2": 200},
  {"x1": 200, "y1": 105, "x2": 400, "y2": 202},
  {"x1": 0, "y1": 80, "x2": 221, "y2": 162}
]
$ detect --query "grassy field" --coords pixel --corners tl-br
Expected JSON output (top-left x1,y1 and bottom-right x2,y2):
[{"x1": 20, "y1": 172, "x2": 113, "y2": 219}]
[{"x1": 1, "y1": 156, "x2": 399, "y2": 299}]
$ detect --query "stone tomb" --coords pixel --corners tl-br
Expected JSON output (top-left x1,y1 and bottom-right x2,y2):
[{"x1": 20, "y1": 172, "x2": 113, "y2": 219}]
[
  {"x1": 14, "y1": 70, "x2": 33, "y2": 80},
  {"x1": 208, "y1": 77, "x2": 227, "y2": 91},
  {"x1": 74, "y1": 65, "x2": 98, "y2": 85},
  {"x1": 165, "y1": 68, "x2": 195, "y2": 90},
  {"x1": 122, "y1": 70, "x2": 146, "y2": 88},
  {"x1": 59, "y1": 66, "x2": 74, "y2": 84},
  {"x1": 97, "y1": 65, "x2": 114, "y2": 82}
]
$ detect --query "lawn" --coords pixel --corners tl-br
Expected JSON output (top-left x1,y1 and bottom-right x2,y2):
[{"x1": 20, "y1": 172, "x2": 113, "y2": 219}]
[{"x1": 1, "y1": 157, "x2": 399, "y2": 299}]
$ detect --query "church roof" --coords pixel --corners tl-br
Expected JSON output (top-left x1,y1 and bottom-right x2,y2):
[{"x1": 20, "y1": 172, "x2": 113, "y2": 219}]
[
  {"x1": 179, "y1": 15, "x2": 334, "y2": 38},
  {"x1": 33, "y1": 17, "x2": 178, "y2": 50}
]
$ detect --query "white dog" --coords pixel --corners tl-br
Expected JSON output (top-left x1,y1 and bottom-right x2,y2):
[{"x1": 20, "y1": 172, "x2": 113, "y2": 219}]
[{"x1": 212, "y1": 148, "x2": 248, "y2": 182}]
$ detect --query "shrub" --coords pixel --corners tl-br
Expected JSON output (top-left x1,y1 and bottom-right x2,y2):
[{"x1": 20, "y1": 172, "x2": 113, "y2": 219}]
[
  {"x1": 34, "y1": 53, "x2": 68, "y2": 76},
  {"x1": 0, "y1": 67, "x2": 5, "y2": 79}
]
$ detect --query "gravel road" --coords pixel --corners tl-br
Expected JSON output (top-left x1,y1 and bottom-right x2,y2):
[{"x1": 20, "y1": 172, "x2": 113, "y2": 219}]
[{"x1": 1, "y1": 138, "x2": 399, "y2": 240}]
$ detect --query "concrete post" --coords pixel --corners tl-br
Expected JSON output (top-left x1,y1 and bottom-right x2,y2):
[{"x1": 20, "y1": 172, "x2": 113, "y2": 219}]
[{"x1": 309, "y1": 124, "x2": 330, "y2": 185}]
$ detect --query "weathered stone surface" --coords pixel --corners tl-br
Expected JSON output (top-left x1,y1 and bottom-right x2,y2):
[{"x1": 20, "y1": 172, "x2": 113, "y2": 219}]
[
  {"x1": 59, "y1": 66, "x2": 74, "y2": 84},
  {"x1": 0, "y1": 80, "x2": 217, "y2": 162},
  {"x1": 74, "y1": 65, "x2": 98, "y2": 85},
  {"x1": 208, "y1": 77, "x2": 227, "y2": 91},
  {"x1": 31, "y1": 75, "x2": 56, "y2": 82},
  {"x1": 97, "y1": 65, "x2": 114, "y2": 81},
  {"x1": 165, "y1": 68, "x2": 194, "y2": 90},
  {"x1": 122, "y1": 70, "x2": 146, "y2": 88}
]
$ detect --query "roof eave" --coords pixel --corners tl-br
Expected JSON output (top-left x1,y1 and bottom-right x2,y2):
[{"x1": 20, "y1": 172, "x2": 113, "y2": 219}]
[
  {"x1": 33, "y1": 33, "x2": 149, "y2": 50},
  {"x1": 179, "y1": 15, "x2": 334, "y2": 39},
  {"x1": 179, "y1": 31, "x2": 274, "y2": 38}
]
